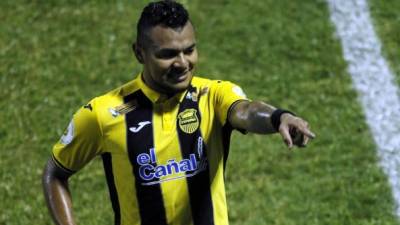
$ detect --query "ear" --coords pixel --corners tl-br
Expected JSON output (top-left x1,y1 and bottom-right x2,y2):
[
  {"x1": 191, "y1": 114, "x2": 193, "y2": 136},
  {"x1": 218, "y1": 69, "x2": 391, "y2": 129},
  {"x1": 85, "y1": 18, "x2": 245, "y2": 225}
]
[{"x1": 132, "y1": 43, "x2": 144, "y2": 64}]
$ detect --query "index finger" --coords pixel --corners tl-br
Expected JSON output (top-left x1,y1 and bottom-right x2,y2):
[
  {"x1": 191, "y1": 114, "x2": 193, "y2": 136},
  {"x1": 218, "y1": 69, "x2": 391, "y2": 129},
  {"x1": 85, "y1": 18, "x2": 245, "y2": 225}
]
[{"x1": 298, "y1": 126, "x2": 316, "y2": 139}]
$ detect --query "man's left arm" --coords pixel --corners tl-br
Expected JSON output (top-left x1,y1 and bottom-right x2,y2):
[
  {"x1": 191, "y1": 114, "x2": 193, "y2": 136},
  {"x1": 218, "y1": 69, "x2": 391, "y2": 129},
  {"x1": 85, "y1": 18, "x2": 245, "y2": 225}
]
[{"x1": 228, "y1": 100, "x2": 315, "y2": 148}]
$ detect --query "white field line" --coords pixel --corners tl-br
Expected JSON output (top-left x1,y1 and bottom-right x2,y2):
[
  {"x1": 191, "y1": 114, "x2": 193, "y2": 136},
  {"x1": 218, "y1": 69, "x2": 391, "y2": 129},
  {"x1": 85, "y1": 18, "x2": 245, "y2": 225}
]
[{"x1": 327, "y1": 0, "x2": 400, "y2": 216}]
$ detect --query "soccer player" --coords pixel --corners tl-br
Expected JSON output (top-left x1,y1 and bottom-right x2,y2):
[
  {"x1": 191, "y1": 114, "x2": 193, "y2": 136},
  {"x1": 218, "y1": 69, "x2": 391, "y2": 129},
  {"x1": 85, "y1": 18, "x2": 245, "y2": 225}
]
[{"x1": 42, "y1": 1, "x2": 315, "y2": 225}]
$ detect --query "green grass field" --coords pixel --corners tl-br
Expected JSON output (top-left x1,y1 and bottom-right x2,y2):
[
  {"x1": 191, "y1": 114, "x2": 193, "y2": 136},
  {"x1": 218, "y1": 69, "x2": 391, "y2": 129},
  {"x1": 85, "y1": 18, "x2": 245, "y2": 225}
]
[
  {"x1": 1, "y1": 0, "x2": 399, "y2": 224},
  {"x1": 370, "y1": 0, "x2": 400, "y2": 84}
]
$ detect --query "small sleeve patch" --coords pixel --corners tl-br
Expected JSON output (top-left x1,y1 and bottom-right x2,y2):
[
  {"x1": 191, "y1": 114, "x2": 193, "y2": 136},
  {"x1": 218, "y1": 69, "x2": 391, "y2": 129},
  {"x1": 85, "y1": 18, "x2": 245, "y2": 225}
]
[
  {"x1": 232, "y1": 86, "x2": 247, "y2": 98},
  {"x1": 60, "y1": 120, "x2": 74, "y2": 145}
]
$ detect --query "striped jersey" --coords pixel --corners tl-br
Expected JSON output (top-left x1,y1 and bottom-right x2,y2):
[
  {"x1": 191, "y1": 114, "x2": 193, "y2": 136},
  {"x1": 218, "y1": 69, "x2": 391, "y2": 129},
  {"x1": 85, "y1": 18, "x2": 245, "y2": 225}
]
[{"x1": 52, "y1": 74, "x2": 247, "y2": 225}]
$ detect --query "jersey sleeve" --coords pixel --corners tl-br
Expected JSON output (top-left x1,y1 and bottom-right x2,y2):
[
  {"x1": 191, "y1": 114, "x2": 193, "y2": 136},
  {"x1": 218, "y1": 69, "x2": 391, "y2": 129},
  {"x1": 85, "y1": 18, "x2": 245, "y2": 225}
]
[
  {"x1": 212, "y1": 81, "x2": 249, "y2": 126},
  {"x1": 52, "y1": 99, "x2": 104, "y2": 172}
]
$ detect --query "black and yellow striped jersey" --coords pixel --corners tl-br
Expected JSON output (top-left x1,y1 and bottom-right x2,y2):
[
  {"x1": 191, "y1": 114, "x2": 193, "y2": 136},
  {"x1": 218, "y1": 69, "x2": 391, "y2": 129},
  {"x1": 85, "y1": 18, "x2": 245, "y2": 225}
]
[{"x1": 52, "y1": 74, "x2": 248, "y2": 225}]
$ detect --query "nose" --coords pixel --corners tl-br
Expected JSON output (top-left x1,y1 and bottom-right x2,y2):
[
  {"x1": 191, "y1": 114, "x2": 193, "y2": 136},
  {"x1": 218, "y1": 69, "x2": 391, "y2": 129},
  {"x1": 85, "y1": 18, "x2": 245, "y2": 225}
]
[{"x1": 173, "y1": 52, "x2": 188, "y2": 68}]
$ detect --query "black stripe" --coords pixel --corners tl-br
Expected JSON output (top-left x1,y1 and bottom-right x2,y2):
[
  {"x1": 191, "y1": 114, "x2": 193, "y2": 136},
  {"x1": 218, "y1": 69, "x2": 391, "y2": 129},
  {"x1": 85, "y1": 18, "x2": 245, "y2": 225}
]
[
  {"x1": 124, "y1": 90, "x2": 168, "y2": 225},
  {"x1": 51, "y1": 154, "x2": 76, "y2": 175},
  {"x1": 102, "y1": 153, "x2": 121, "y2": 225},
  {"x1": 221, "y1": 123, "x2": 233, "y2": 170},
  {"x1": 223, "y1": 99, "x2": 246, "y2": 169},
  {"x1": 177, "y1": 86, "x2": 215, "y2": 225}
]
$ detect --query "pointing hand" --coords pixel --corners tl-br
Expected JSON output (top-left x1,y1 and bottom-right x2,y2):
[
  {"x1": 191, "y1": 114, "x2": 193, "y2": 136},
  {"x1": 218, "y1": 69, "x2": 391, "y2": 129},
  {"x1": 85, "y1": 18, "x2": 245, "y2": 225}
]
[{"x1": 278, "y1": 113, "x2": 315, "y2": 149}]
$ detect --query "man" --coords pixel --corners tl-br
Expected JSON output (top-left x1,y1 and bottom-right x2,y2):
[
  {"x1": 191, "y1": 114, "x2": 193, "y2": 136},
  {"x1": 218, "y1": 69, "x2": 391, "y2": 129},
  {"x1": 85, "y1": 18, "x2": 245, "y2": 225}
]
[{"x1": 42, "y1": 1, "x2": 315, "y2": 225}]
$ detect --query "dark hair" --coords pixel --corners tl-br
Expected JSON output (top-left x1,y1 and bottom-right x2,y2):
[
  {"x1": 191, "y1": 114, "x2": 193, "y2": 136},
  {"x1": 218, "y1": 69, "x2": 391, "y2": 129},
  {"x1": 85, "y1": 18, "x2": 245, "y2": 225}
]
[{"x1": 137, "y1": 1, "x2": 190, "y2": 47}]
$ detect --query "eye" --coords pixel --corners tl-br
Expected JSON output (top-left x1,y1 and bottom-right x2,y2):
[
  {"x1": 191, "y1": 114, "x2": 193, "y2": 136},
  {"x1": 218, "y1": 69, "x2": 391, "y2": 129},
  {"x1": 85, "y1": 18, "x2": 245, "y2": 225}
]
[
  {"x1": 183, "y1": 47, "x2": 195, "y2": 55},
  {"x1": 156, "y1": 50, "x2": 179, "y2": 59}
]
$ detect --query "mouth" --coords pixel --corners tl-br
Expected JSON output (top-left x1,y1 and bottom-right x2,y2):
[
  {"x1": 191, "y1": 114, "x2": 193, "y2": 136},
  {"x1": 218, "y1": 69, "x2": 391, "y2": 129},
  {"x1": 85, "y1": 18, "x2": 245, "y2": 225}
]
[{"x1": 167, "y1": 69, "x2": 191, "y2": 83}]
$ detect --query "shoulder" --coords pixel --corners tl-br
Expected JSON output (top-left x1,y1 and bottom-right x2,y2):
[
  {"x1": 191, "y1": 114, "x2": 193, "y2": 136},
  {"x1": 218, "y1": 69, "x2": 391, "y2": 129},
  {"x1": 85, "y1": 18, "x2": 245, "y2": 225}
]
[
  {"x1": 95, "y1": 79, "x2": 141, "y2": 105},
  {"x1": 192, "y1": 76, "x2": 245, "y2": 96},
  {"x1": 191, "y1": 76, "x2": 234, "y2": 89},
  {"x1": 81, "y1": 78, "x2": 141, "y2": 123}
]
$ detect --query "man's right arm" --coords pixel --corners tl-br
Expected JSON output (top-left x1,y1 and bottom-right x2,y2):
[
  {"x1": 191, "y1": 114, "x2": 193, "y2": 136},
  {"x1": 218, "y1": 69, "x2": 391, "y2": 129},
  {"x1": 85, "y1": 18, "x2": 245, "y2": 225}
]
[{"x1": 42, "y1": 158, "x2": 76, "y2": 225}]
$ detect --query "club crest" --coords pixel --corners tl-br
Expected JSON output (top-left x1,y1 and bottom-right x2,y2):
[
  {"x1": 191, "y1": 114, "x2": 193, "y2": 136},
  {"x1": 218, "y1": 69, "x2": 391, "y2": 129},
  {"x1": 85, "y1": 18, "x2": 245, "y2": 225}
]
[{"x1": 178, "y1": 109, "x2": 199, "y2": 134}]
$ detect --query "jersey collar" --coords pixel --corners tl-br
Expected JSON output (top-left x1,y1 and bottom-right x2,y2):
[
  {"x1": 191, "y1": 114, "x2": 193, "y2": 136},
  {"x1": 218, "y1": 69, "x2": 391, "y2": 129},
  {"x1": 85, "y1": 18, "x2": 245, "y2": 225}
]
[{"x1": 137, "y1": 73, "x2": 188, "y2": 104}]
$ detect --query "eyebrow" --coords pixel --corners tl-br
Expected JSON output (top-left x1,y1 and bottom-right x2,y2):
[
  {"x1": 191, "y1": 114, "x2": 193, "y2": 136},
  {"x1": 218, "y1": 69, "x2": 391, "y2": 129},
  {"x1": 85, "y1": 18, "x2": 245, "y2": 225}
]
[{"x1": 156, "y1": 43, "x2": 196, "y2": 52}]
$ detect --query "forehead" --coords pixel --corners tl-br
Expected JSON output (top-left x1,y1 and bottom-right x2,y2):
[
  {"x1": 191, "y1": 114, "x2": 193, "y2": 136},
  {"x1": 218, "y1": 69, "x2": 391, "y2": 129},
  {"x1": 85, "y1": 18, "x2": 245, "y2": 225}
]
[{"x1": 147, "y1": 22, "x2": 196, "y2": 50}]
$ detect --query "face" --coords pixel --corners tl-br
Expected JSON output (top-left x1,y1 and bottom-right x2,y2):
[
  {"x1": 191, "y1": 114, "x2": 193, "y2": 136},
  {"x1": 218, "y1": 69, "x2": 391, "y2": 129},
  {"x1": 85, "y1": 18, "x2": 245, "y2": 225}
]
[{"x1": 137, "y1": 22, "x2": 198, "y2": 94}]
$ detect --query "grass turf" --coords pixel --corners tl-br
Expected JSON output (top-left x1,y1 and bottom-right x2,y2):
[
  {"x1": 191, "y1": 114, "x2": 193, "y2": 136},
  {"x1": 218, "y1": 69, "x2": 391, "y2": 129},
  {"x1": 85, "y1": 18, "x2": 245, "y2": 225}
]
[
  {"x1": 0, "y1": 0, "x2": 398, "y2": 224},
  {"x1": 370, "y1": 0, "x2": 400, "y2": 85}
]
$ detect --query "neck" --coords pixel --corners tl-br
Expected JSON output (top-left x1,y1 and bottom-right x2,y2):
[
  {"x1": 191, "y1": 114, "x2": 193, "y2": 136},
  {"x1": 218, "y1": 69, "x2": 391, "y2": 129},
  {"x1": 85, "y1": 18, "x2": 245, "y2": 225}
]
[
  {"x1": 141, "y1": 72, "x2": 180, "y2": 98},
  {"x1": 142, "y1": 71, "x2": 164, "y2": 93}
]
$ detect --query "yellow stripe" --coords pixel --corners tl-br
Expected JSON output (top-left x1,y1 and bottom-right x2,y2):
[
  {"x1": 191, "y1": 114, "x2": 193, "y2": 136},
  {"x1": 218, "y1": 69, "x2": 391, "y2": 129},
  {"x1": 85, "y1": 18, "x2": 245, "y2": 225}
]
[
  {"x1": 153, "y1": 106, "x2": 193, "y2": 225},
  {"x1": 112, "y1": 154, "x2": 141, "y2": 225},
  {"x1": 199, "y1": 96, "x2": 229, "y2": 225},
  {"x1": 102, "y1": 96, "x2": 141, "y2": 225},
  {"x1": 208, "y1": 133, "x2": 229, "y2": 225}
]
